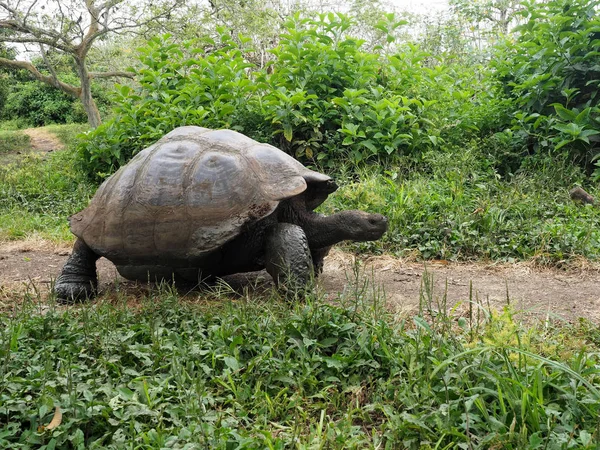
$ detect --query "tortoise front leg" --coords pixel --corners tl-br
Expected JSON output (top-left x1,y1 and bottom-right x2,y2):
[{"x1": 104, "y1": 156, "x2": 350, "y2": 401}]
[
  {"x1": 264, "y1": 223, "x2": 314, "y2": 294},
  {"x1": 54, "y1": 238, "x2": 100, "y2": 303}
]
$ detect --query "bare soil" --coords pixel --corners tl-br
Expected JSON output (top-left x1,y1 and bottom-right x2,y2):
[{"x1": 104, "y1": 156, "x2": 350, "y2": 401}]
[
  {"x1": 0, "y1": 128, "x2": 65, "y2": 165},
  {"x1": 2, "y1": 239, "x2": 599, "y2": 322},
  {"x1": 22, "y1": 128, "x2": 65, "y2": 153}
]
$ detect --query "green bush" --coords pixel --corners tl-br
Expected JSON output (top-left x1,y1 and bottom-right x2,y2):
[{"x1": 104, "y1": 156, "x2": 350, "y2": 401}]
[
  {"x1": 2, "y1": 75, "x2": 111, "y2": 127},
  {"x1": 77, "y1": 30, "x2": 258, "y2": 179},
  {"x1": 257, "y1": 13, "x2": 438, "y2": 166},
  {"x1": 78, "y1": 14, "x2": 458, "y2": 180},
  {"x1": 3, "y1": 80, "x2": 85, "y2": 126},
  {"x1": 492, "y1": 0, "x2": 600, "y2": 174}
]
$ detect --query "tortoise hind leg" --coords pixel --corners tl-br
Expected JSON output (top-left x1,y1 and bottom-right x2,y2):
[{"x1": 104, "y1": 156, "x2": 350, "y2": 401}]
[
  {"x1": 265, "y1": 223, "x2": 314, "y2": 294},
  {"x1": 54, "y1": 238, "x2": 100, "y2": 303}
]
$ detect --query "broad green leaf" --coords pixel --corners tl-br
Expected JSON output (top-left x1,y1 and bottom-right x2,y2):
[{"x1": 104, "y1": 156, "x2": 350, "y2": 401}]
[
  {"x1": 283, "y1": 123, "x2": 293, "y2": 142},
  {"x1": 553, "y1": 104, "x2": 578, "y2": 121},
  {"x1": 224, "y1": 356, "x2": 240, "y2": 371},
  {"x1": 552, "y1": 122, "x2": 582, "y2": 135},
  {"x1": 117, "y1": 387, "x2": 135, "y2": 400}
]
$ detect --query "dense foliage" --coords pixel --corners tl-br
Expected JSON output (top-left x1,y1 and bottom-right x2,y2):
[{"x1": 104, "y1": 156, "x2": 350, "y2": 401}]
[
  {"x1": 493, "y1": 0, "x2": 600, "y2": 174},
  {"x1": 78, "y1": 13, "x2": 499, "y2": 179},
  {"x1": 3, "y1": 80, "x2": 87, "y2": 127},
  {"x1": 0, "y1": 58, "x2": 111, "y2": 128},
  {"x1": 1, "y1": 288, "x2": 599, "y2": 448}
]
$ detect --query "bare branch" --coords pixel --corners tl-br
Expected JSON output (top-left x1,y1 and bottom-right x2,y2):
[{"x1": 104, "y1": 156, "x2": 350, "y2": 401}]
[
  {"x1": 39, "y1": 43, "x2": 61, "y2": 84},
  {"x1": 96, "y1": 0, "x2": 125, "y2": 15},
  {"x1": 24, "y1": 0, "x2": 38, "y2": 23},
  {"x1": 0, "y1": 18, "x2": 74, "y2": 52},
  {"x1": 0, "y1": 0, "x2": 188, "y2": 127},
  {"x1": 0, "y1": 57, "x2": 81, "y2": 97},
  {"x1": 0, "y1": 32, "x2": 74, "y2": 52}
]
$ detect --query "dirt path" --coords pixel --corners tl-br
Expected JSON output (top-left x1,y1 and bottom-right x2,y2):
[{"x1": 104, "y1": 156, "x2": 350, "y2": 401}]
[
  {"x1": 2, "y1": 240, "x2": 599, "y2": 322},
  {"x1": 21, "y1": 128, "x2": 65, "y2": 153}
]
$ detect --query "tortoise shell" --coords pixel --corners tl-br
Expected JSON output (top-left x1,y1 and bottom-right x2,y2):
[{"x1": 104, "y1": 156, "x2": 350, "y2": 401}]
[{"x1": 70, "y1": 126, "x2": 331, "y2": 265}]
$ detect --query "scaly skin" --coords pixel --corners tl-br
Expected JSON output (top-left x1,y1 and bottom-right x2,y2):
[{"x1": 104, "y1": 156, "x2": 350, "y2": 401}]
[
  {"x1": 54, "y1": 239, "x2": 99, "y2": 303},
  {"x1": 264, "y1": 223, "x2": 313, "y2": 293}
]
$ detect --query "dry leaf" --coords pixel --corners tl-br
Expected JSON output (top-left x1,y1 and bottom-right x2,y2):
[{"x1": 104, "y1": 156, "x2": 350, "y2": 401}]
[{"x1": 38, "y1": 406, "x2": 62, "y2": 432}]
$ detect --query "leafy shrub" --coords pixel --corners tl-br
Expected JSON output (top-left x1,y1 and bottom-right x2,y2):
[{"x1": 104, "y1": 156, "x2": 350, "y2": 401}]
[
  {"x1": 78, "y1": 30, "x2": 258, "y2": 179},
  {"x1": 492, "y1": 0, "x2": 600, "y2": 174},
  {"x1": 78, "y1": 14, "x2": 453, "y2": 180},
  {"x1": 3, "y1": 80, "x2": 84, "y2": 126},
  {"x1": 257, "y1": 13, "x2": 439, "y2": 166},
  {"x1": 2, "y1": 76, "x2": 111, "y2": 127}
]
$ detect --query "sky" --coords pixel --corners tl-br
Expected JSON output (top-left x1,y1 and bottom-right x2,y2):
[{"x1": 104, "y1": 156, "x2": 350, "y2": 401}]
[{"x1": 392, "y1": 0, "x2": 449, "y2": 13}]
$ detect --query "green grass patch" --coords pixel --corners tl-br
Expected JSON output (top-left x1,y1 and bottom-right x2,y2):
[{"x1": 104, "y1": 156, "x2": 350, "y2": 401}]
[
  {"x1": 326, "y1": 148, "x2": 600, "y2": 263},
  {"x1": 0, "y1": 130, "x2": 30, "y2": 154},
  {"x1": 0, "y1": 147, "x2": 93, "y2": 242},
  {"x1": 0, "y1": 119, "x2": 30, "y2": 131},
  {"x1": 44, "y1": 123, "x2": 90, "y2": 147},
  {"x1": 1, "y1": 284, "x2": 599, "y2": 448},
  {"x1": 0, "y1": 124, "x2": 93, "y2": 242}
]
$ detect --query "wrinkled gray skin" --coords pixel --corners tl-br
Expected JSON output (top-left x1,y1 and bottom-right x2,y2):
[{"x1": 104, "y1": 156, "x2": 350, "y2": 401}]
[{"x1": 55, "y1": 127, "x2": 388, "y2": 302}]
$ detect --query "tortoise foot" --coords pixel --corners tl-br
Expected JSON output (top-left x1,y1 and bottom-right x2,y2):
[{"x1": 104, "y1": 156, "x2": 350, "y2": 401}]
[{"x1": 54, "y1": 273, "x2": 98, "y2": 303}]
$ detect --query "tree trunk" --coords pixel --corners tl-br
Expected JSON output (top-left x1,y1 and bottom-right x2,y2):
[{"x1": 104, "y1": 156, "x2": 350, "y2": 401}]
[
  {"x1": 80, "y1": 88, "x2": 102, "y2": 128},
  {"x1": 75, "y1": 56, "x2": 102, "y2": 128}
]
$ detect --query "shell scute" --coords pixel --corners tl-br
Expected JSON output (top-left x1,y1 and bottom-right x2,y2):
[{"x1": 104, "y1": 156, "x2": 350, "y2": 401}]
[{"x1": 71, "y1": 126, "x2": 331, "y2": 264}]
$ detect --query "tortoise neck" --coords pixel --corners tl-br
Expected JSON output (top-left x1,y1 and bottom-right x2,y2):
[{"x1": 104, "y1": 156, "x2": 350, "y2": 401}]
[{"x1": 277, "y1": 198, "x2": 350, "y2": 249}]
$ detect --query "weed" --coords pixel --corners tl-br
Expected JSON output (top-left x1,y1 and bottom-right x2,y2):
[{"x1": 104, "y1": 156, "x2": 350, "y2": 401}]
[
  {"x1": 1, "y1": 283, "x2": 599, "y2": 448},
  {"x1": 0, "y1": 118, "x2": 30, "y2": 131},
  {"x1": 325, "y1": 148, "x2": 600, "y2": 263},
  {"x1": 44, "y1": 124, "x2": 90, "y2": 148}
]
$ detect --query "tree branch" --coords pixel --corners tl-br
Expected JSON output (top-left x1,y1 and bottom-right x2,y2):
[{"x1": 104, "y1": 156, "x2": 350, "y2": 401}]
[
  {"x1": 0, "y1": 20, "x2": 74, "y2": 52},
  {"x1": 39, "y1": 43, "x2": 62, "y2": 86},
  {"x1": 0, "y1": 57, "x2": 81, "y2": 98}
]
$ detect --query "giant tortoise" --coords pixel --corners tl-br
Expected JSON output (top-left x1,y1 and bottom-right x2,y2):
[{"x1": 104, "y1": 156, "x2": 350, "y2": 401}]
[{"x1": 55, "y1": 126, "x2": 388, "y2": 301}]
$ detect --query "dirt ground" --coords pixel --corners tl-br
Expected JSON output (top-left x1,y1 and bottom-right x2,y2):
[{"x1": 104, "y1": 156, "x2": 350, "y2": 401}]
[
  {"x1": 1, "y1": 239, "x2": 600, "y2": 322},
  {"x1": 22, "y1": 128, "x2": 65, "y2": 153}
]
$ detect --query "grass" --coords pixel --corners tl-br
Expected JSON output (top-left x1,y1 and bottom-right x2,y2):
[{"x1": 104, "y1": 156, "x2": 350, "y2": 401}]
[
  {"x1": 325, "y1": 147, "x2": 600, "y2": 264},
  {"x1": 0, "y1": 130, "x2": 30, "y2": 154},
  {"x1": 0, "y1": 119, "x2": 30, "y2": 131},
  {"x1": 44, "y1": 124, "x2": 90, "y2": 148},
  {"x1": 1, "y1": 280, "x2": 599, "y2": 449},
  {"x1": 0, "y1": 124, "x2": 93, "y2": 242}
]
